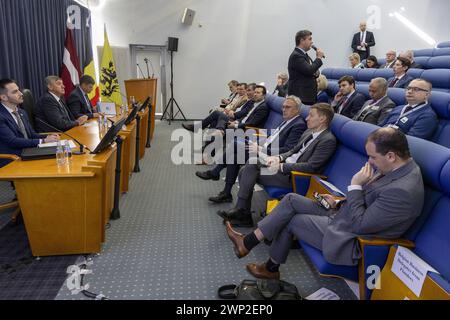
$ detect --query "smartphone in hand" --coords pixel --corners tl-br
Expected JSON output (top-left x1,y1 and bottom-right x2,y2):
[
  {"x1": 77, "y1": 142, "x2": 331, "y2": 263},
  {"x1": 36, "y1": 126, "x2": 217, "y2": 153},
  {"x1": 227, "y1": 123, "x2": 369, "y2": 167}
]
[{"x1": 313, "y1": 192, "x2": 331, "y2": 210}]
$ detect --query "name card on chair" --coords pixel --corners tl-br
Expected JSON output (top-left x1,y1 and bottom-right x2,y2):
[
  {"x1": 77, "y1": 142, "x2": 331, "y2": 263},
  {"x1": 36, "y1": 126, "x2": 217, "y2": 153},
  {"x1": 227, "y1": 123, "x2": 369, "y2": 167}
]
[{"x1": 391, "y1": 246, "x2": 438, "y2": 297}]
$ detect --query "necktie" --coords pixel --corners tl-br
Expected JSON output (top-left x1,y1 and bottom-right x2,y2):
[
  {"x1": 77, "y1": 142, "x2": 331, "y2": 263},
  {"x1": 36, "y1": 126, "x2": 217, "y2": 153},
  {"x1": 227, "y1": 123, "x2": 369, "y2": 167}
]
[
  {"x1": 84, "y1": 94, "x2": 93, "y2": 113},
  {"x1": 401, "y1": 105, "x2": 414, "y2": 116},
  {"x1": 337, "y1": 96, "x2": 349, "y2": 114},
  {"x1": 389, "y1": 78, "x2": 399, "y2": 87},
  {"x1": 58, "y1": 99, "x2": 72, "y2": 119},
  {"x1": 12, "y1": 110, "x2": 29, "y2": 139},
  {"x1": 301, "y1": 134, "x2": 314, "y2": 149}
]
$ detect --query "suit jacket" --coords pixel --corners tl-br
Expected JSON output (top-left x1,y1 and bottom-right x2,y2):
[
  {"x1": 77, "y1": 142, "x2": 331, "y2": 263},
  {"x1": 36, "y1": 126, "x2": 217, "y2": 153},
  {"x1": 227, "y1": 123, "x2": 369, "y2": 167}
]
[
  {"x1": 380, "y1": 103, "x2": 438, "y2": 140},
  {"x1": 67, "y1": 86, "x2": 94, "y2": 119},
  {"x1": 380, "y1": 61, "x2": 395, "y2": 69},
  {"x1": 287, "y1": 48, "x2": 323, "y2": 104},
  {"x1": 35, "y1": 92, "x2": 78, "y2": 132},
  {"x1": 351, "y1": 31, "x2": 376, "y2": 57},
  {"x1": 353, "y1": 95, "x2": 396, "y2": 125},
  {"x1": 265, "y1": 116, "x2": 307, "y2": 155},
  {"x1": 323, "y1": 160, "x2": 424, "y2": 266},
  {"x1": 236, "y1": 100, "x2": 269, "y2": 129},
  {"x1": 0, "y1": 104, "x2": 45, "y2": 167},
  {"x1": 317, "y1": 91, "x2": 330, "y2": 103},
  {"x1": 332, "y1": 91, "x2": 367, "y2": 119},
  {"x1": 279, "y1": 129, "x2": 337, "y2": 174},
  {"x1": 388, "y1": 74, "x2": 414, "y2": 89},
  {"x1": 273, "y1": 82, "x2": 289, "y2": 97}
]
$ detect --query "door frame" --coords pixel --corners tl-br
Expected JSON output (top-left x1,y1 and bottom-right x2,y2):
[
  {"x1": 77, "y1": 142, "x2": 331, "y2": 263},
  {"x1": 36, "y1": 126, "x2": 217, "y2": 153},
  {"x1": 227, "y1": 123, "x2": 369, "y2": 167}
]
[{"x1": 129, "y1": 44, "x2": 167, "y2": 115}]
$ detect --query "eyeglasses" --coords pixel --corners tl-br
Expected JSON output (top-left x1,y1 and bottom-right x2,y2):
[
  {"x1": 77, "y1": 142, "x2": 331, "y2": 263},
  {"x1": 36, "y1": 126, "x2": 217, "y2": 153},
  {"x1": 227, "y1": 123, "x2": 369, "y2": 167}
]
[{"x1": 406, "y1": 86, "x2": 429, "y2": 93}]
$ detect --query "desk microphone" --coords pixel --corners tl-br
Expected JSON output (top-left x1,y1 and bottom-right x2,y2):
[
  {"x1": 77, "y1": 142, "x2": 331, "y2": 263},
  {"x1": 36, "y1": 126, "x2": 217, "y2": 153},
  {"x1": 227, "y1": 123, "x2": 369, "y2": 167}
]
[
  {"x1": 35, "y1": 117, "x2": 91, "y2": 154},
  {"x1": 137, "y1": 63, "x2": 146, "y2": 79},
  {"x1": 311, "y1": 45, "x2": 325, "y2": 59}
]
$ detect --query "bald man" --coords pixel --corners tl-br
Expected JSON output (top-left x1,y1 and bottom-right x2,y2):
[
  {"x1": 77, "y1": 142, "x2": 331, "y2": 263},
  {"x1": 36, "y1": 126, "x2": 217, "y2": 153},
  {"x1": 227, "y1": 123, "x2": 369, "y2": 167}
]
[{"x1": 351, "y1": 21, "x2": 376, "y2": 60}]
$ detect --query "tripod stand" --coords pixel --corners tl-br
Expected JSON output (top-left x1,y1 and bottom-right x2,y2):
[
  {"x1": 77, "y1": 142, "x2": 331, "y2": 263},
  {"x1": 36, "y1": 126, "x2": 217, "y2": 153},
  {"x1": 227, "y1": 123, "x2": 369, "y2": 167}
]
[{"x1": 161, "y1": 50, "x2": 186, "y2": 124}]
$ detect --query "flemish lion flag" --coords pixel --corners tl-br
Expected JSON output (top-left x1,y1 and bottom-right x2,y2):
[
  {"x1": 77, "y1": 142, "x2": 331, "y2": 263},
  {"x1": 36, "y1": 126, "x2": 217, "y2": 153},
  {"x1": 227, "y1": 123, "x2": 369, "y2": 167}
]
[
  {"x1": 100, "y1": 25, "x2": 122, "y2": 105},
  {"x1": 84, "y1": 14, "x2": 100, "y2": 106}
]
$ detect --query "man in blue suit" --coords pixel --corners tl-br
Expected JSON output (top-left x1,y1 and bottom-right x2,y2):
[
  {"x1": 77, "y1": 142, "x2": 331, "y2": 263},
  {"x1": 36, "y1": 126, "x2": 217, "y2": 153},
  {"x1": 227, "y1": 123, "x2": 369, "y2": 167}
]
[
  {"x1": 197, "y1": 95, "x2": 307, "y2": 204},
  {"x1": 381, "y1": 79, "x2": 438, "y2": 140},
  {"x1": 0, "y1": 79, "x2": 59, "y2": 167},
  {"x1": 387, "y1": 57, "x2": 414, "y2": 89},
  {"x1": 331, "y1": 76, "x2": 367, "y2": 118}
]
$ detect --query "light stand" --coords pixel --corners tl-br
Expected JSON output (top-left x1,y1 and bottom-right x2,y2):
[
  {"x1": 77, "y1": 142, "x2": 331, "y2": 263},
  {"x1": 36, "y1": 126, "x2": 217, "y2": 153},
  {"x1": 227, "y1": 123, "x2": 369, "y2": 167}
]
[{"x1": 161, "y1": 50, "x2": 186, "y2": 124}]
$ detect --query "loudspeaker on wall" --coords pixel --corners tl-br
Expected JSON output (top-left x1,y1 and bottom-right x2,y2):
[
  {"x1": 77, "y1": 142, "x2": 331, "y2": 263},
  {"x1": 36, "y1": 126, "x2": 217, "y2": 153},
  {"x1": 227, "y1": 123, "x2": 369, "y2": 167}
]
[
  {"x1": 181, "y1": 8, "x2": 196, "y2": 25},
  {"x1": 168, "y1": 37, "x2": 179, "y2": 52}
]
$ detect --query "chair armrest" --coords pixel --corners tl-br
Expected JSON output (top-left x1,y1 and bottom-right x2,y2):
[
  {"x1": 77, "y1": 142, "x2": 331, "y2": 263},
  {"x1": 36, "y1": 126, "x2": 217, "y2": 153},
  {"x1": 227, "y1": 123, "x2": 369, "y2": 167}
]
[
  {"x1": 291, "y1": 171, "x2": 327, "y2": 179},
  {"x1": 0, "y1": 154, "x2": 20, "y2": 161},
  {"x1": 291, "y1": 172, "x2": 327, "y2": 196},
  {"x1": 357, "y1": 237, "x2": 415, "y2": 300},
  {"x1": 358, "y1": 237, "x2": 415, "y2": 249}
]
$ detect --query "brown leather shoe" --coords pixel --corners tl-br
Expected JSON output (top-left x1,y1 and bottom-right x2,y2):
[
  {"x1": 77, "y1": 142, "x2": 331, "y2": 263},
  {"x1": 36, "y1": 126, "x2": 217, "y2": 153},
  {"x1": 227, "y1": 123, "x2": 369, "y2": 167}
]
[
  {"x1": 246, "y1": 263, "x2": 280, "y2": 280},
  {"x1": 225, "y1": 221, "x2": 249, "y2": 258}
]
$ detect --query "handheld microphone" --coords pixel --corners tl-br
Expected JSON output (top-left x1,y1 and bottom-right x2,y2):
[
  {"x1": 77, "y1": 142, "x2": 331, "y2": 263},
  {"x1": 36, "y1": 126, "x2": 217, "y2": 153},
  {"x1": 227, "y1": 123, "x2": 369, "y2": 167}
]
[
  {"x1": 144, "y1": 58, "x2": 155, "y2": 78},
  {"x1": 35, "y1": 117, "x2": 91, "y2": 154},
  {"x1": 136, "y1": 63, "x2": 145, "y2": 79},
  {"x1": 311, "y1": 45, "x2": 325, "y2": 59}
]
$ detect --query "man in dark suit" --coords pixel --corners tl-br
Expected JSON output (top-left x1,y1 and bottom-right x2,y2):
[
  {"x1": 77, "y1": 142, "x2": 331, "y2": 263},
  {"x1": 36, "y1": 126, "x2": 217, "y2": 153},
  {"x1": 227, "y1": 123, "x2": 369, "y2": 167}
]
[
  {"x1": 400, "y1": 50, "x2": 423, "y2": 69},
  {"x1": 331, "y1": 76, "x2": 366, "y2": 118},
  {"x1": 225, "y1": 128, "x2": 424, "y2": 279},
  {"x1": 380, "y1": 50, "x2": 397, "y2": 68},
  {"x1": 381, "y1": 79, "x2": 438, "y2": 140},
  {"x1": 67, "y1": 75, "x2": 101, "y2": 119},
  {"x1": 217, "y1": 103, "x2": 337, "y2": 227},
  {"x1": 197, "y1": 95, "x2": 307, "y2": 204},
  {"x1": 35, "y1": 76, "x2": 88, "y2": 133},
  {"x1": 287, "y1": 30, "x2": 325, "y2": 105},
  {"x1": 0, "y1": 79, "x2": 59, "y2": 167},
  {"x1": 388, "y1": 57, "x2": 414, "y2": 89},
  {"x1": 351, "y1": 21, "x2": 376, "y2": 60},
  {"x1": 353, "y1": 78, "x2": 396, "y2": 125}
]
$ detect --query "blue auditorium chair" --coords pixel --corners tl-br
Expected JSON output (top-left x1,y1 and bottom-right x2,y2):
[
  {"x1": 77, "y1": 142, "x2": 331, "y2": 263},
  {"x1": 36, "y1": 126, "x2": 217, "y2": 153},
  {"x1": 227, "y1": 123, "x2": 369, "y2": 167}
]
[
  {"x1": 429, "y1": 91, "x2": 450, "y2": 148},
  {"x1": 291, "y1": 113, "x2": 450, "y2": 299},
  {"x1": 414, "y1": 48, "x2": 434, "y2": 57},
  {"x1": 436, "y1": 41, "x2": 450, "y2": 48},
  {"x1": 414, "y1": 56, "x2": 430, "y2": 68},
  {"x1": 421, "y1": 69, "x2": 450, "y2": 93},
  {"x1": 428, "y1": 56, "x2": 450, "y2": 69}
]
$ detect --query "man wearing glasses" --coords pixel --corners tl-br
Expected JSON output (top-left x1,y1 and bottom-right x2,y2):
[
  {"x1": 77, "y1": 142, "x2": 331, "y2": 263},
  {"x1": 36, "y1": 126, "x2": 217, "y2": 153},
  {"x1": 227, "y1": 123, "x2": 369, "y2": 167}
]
[{"x1": 381, "y1": 79, "x2": 438, "y2": 140}]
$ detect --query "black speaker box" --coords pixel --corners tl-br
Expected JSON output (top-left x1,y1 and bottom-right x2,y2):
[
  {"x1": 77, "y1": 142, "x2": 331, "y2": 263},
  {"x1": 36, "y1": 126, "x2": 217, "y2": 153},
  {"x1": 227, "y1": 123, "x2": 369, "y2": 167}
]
[{"x1": 168, "y1": 37, "x2": 179, "y2": 52}]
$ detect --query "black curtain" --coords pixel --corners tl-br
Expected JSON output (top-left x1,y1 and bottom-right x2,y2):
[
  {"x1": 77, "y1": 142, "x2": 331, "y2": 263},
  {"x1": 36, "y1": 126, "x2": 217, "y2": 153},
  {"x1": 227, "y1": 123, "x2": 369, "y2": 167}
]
[{"x1": 0, "y1": 0, "x2": 91, "y2": 98}]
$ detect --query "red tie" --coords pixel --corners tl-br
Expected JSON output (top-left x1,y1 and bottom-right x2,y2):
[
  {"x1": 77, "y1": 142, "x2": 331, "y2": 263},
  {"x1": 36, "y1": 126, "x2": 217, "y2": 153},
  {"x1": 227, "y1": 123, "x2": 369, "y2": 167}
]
[{"x1": 390, "y1": 78, "x2": 399, "y2": 87}]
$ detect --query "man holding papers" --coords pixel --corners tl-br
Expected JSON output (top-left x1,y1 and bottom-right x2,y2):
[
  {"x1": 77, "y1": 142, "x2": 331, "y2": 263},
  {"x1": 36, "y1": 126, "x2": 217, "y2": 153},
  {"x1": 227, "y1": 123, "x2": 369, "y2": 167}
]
[{"x1": 0, "y1": 79, "x2": 59, "y2": 167}]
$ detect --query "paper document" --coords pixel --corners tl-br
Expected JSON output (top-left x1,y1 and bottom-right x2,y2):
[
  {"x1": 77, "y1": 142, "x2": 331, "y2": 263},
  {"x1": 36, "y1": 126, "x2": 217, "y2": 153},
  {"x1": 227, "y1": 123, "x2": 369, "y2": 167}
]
[
  {"x1": 97, "y1": 102, "x2": 117, "y2": 115},
  {"x1": 305, "y1": 288, "x2": 340, "y2": 300},
  {"x1": 38, "y1": 140, "x2": 77, "y2": 149},
  {"x1": 318, "y1": 179, "x2": 346, "y2": 197}
]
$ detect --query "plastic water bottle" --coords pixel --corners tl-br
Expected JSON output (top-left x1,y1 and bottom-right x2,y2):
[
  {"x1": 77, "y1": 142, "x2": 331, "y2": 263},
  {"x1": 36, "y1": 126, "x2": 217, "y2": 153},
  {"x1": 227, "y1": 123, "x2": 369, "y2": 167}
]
[
  {"x1": 98, "y1": 114, "x2": 104, "y2": 131},
  {"x1": 56, "y1": 141, "x2": 66, "y2": 166},
  {"x1": 64, "y1": 140, "x2": 73, "y2": 164},
  {"x1": 103, "y1": 116, "x2": 109, "y2": 130}
]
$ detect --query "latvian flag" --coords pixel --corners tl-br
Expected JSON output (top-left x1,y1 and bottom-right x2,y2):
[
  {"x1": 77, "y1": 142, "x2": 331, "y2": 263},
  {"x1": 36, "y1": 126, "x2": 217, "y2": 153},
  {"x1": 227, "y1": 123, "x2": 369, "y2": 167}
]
[{"x1": 61, "y1": 26, "x2": 81, "y2": 99}]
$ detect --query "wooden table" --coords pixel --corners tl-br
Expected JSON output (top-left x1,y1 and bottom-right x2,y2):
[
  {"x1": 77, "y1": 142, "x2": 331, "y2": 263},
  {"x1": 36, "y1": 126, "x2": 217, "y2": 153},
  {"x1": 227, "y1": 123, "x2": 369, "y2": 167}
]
[{"x1": 0, "y1": 117, "x2": 134, "y2": 256}]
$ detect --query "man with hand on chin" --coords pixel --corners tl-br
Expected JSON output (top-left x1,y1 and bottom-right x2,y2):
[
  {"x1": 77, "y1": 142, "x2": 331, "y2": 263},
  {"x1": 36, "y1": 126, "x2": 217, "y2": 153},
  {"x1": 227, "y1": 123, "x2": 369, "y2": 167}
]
[{"x1": 224, "y1": 128, "x2": 424, "y2": 280}]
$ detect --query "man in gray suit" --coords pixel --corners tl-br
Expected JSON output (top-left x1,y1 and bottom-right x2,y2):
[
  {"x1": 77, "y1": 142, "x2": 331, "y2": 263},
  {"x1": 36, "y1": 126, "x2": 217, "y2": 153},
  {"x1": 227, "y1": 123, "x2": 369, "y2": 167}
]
[
  {"x1": 353, "y1": 78, "x2": 396, "y2": 125},
  {"x1": 225, "y1": 127, "x2": 424, "y2": 279},
  {"x1": 217, "y1": 103, "x2": 337, "y2": 227}
]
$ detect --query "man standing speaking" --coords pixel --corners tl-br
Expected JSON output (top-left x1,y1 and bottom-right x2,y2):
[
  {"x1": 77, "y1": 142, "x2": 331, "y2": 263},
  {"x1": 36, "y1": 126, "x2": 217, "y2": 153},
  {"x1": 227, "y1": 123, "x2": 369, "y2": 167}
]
[{"x1": 287, "y1": 30, "x2": 324, "y2": 106}]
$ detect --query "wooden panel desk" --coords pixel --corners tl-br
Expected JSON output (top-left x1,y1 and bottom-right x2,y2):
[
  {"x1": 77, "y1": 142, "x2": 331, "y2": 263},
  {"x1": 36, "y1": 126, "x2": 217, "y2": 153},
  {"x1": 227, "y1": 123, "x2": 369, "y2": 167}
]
[
  {"x1": 138, "y1": 108, "x2": 149, "y2": 159},
  {"x1": 124, "y1": 78, "x2": 157, "y2": 140},
  {"x1": 0, "y1": 118, "x2": 132, "y2": 256}
]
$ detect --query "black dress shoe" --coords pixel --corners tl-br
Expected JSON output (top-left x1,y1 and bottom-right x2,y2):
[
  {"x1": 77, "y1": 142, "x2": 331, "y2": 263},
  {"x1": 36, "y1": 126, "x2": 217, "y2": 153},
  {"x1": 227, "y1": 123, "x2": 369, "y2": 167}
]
[
  {"x1": 217, "y1": 207, "x2": 250, "y2": 220},
  {"x1": 229, "y1": 214, "x2": 254, "y2": 228},
  {"x1": 195, "y1": 170, "x2": 220, "y2": 181},
  {"x1": 209, "y1": 192, "x2": 233, "y2": 203},
  {"x1": 182, "y1": 123, "x2": 195, "y2": 132}
]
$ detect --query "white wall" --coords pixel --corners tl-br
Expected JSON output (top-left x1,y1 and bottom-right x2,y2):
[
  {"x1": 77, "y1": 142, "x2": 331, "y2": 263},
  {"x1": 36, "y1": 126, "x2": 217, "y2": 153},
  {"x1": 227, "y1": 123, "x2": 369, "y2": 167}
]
[{"x1": 90, "y1": 0, "x2": 450, "y2": 119}]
